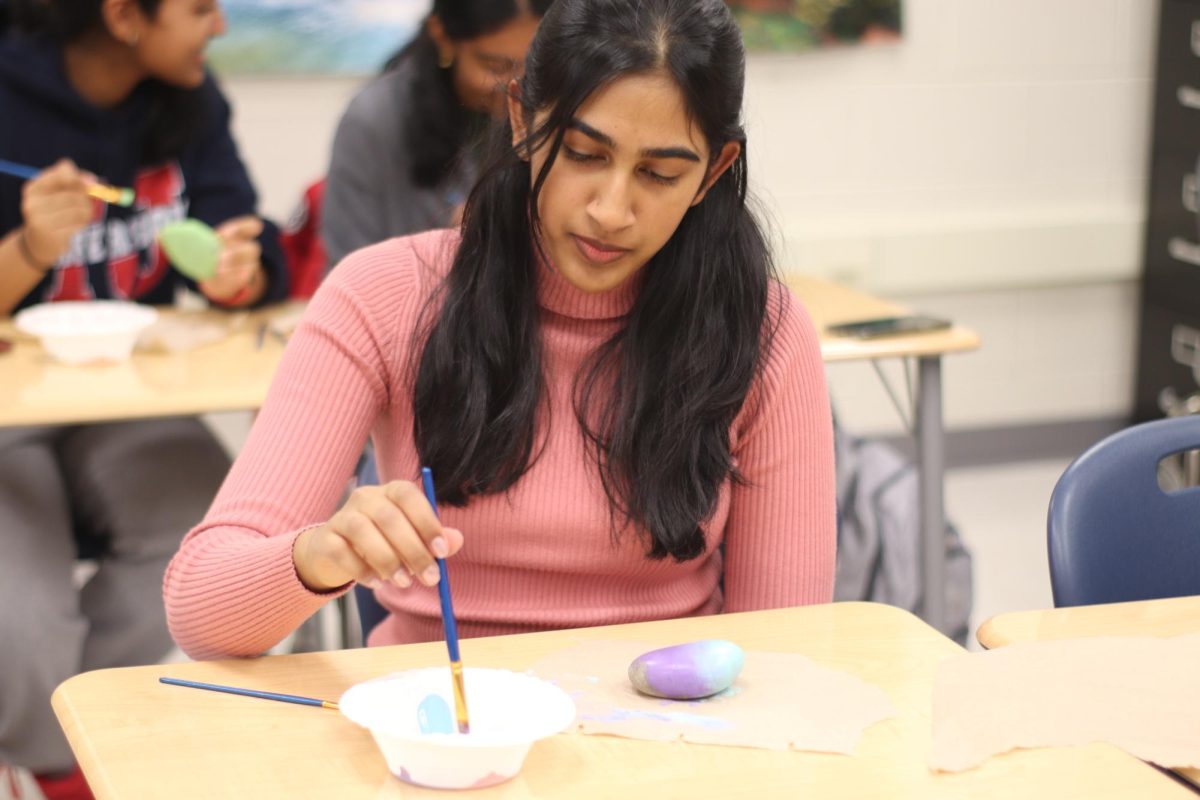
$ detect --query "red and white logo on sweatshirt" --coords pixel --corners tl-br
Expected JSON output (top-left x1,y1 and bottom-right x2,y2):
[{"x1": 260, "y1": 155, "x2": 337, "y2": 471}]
[{"x1": 45, "y1": 162, "x2": 187, "y2": 302}]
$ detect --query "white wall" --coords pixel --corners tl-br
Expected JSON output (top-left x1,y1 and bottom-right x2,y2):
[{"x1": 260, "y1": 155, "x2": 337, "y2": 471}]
[
  {"x1": 220, "y1": 0, "x2": 1158, "y2": 436},
  {"x1": 748, "y1": 0, "x2": 1153, "y2": 294},
  {"x1": 223, "y1": 77, "x2": 364, "y2": 223},
  {"x1": 826, "y1": 281, "x2": 1139, "y2": 433}
]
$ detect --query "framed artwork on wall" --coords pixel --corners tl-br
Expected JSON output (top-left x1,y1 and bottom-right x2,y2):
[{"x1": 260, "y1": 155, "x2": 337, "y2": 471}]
[
  {"x1": 207, "y1": 0, "x2": 427, "y2": 76},
  {"x1": 207, "y1": 0, "x2": 902, "y2": 76},
  {"x1": 727, "y1": 0, "x2": 901, "y2": 51}
]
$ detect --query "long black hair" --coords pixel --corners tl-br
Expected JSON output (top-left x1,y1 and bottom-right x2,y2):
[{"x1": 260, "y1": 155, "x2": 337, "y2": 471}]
[
  {"x1": 384, "y1": 0, "x2": 553, "y2": 189},
  {"x1": 6, "y1": 0, "x2": 204, "y2": 165},
  {"x1": 414, "y1": 0, "x2": 776, "y2": 562}
]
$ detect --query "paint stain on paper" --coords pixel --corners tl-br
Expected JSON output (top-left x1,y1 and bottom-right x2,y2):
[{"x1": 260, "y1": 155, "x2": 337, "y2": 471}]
[{"x1": 581, "y1": 707, "x2": 735, "y2": 730}]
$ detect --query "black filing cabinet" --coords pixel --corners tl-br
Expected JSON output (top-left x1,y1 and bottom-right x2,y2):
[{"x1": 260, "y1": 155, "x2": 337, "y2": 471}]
[{"x1": 1135, "y1": 0, "x2": 1200, "y2": 420}]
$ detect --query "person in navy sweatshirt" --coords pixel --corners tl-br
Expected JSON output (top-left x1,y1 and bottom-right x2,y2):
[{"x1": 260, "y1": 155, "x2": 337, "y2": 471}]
[{"x1": 0, "y1": 2, "x2": 286, "y2": 798}]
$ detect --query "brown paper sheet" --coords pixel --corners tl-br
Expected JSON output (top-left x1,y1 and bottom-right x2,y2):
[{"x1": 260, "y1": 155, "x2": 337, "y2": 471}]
[
  {"x1": 138, "y1": 312, "x2": 245, "y2": 353},
  {"x1": 267, "y1": 304, "x2": 305, "y2": 339},
  {"x1": 930, "y1": 633, "x2": 1200, "y2": 772},
  {"x1": 529, "y1": 640, "x2": 896, "y2": 754}
]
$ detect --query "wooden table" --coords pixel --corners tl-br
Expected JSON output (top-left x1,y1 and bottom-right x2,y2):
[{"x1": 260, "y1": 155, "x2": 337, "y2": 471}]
[
  {"x1": 977, "y1": 595, "x2": 1200, "y2": 649},
  {"x1": 791, "y1": 275, "x2": 981, "y2": 633},
  {"x1": 0, "y1": 304, "x2": 300, "y2": 427},
  {"x1": 977, "y1": 595, "x2": 1200, "y2": 788},
  {"x1": 52, "y1": 603, "x2": 1187, "y2": 799}
]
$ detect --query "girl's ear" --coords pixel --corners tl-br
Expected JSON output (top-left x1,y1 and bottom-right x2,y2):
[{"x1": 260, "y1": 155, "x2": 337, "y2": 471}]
[
  {"x1": 690, "y1": 141, "x2": 741, "y2": 207},
  {"x1": 426, "y1": 14, "x2": 456, "y2": 68},
  {"x1": 101, "y1": 0, "x2": 145, "y2": 47},
  {"x1": 507, "y1": 80, "x2": 530, "y2": 160}
]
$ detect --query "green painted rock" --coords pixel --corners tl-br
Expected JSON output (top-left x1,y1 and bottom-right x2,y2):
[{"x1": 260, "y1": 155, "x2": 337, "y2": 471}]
[{"x1": 158, "y1": 219, "x2": 220, "y2": 281}]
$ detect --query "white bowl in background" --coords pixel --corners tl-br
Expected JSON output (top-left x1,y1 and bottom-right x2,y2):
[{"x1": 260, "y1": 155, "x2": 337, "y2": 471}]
[
  {"x1": 339, "y1": 667, "x2": 576, "y2": 790},
  {"x1": 15, "y1": 301, "x2": 158, "y2": 364}
]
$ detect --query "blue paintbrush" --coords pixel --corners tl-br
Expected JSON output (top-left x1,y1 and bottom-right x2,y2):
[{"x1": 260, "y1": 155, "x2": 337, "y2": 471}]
[
  {"x1": 159, "y1": 677, "x2": 339, "y2": 710},
  {"x1": 0, "y1": 159, "x2": 135, "y2": 207},
  {"x1": 420, "y1": 466, "x2": 471, "y2": 734}
]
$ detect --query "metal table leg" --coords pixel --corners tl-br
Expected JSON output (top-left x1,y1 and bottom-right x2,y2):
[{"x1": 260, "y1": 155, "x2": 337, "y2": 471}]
[{"x1": 916, "y1": 355, "x2": 946, "y2": 633}]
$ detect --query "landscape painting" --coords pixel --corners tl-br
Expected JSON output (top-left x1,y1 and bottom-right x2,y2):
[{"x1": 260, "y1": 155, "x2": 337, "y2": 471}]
[{"x1": 207, "y1": 0, "x2": 903, "y2": 75}]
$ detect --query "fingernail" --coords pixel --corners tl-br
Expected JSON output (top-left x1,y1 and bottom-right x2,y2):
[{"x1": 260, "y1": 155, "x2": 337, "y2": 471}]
[
  {"x1": 392, "y1": 570, "x2": 412, "y2": 588},
  {"x1": 431, "y1": 537, "x2": 449, "y2": 558},
  {"x1": 363, "y1": 578, "x2": 381, "y2": 590},
  {"x1": 421, "y1": 564, "x2": 441, "y2": 586}
]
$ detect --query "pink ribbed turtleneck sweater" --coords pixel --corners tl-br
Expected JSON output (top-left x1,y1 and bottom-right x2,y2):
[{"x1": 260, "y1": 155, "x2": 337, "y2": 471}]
[{"x1": 164, "y1": 229, "x2": 835, "y2": 660}]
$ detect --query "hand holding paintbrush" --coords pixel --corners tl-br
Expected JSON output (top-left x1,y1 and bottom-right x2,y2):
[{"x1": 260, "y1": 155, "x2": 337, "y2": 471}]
[
  {"x1": 5, "y1": 159, "x2": 103, "y2": 273},
  {"x1": 290, "y1": 476, "x2": 465, "y2": 595},
  {"x1": 288, "y1": 468, "x2": 470, "y2": 731},
  {"x1": 0, "y1": 158, "x2": 134, "y2": 207}
]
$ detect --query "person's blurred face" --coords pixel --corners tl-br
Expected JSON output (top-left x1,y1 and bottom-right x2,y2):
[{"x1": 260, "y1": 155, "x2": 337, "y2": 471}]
[
  {"x1": 432, "y1": 12, "x2": 541, "y2": 117},
  {"x1": 130, "y1": 0, "x2": 226, "y2": 88},
  {"x1": 509, "y1": 72, "x2": 740, "y2": 294}
]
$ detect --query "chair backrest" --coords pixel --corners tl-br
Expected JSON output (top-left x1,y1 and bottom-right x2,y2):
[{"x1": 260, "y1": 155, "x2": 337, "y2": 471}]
[
  {"x1": 1048, "y1": 416, "x2": 1200, "y2": 607},
  {"x1": 279, "y1": 178, "x2": 328, "y2": 300}
]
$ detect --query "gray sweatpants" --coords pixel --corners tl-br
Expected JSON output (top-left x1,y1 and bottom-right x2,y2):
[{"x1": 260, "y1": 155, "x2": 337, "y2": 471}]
[{"x1": 0, "y1": 418, "x2": 230, "y2": 774}]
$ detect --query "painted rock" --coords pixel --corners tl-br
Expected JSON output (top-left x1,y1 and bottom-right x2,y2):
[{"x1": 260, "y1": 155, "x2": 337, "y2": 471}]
[
  {"x1": 158, "y1": 219, "x2": 221, "y2": 282},
  {"x1": 628, "y1": 640, "x2": 744, "y2": 700}
]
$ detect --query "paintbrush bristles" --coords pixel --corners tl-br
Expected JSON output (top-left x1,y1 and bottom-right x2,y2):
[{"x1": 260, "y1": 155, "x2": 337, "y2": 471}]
[
  {"x1": 86, "y1": 183, "x2": 136, "y2": 207},
  {"x1": 450, "y1": 660, "x2": 471, "y2": 734}
]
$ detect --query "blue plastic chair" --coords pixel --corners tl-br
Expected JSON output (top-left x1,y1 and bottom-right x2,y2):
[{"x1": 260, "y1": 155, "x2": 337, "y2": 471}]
[{"x1": 1048, "y1": 416, "x2": 1200, "y2": 607}]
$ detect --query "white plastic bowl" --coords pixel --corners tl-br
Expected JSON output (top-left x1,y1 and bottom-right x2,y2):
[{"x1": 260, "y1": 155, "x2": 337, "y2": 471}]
[
  {"x1": 339, "y1": 667, "x2": 576, "y2": 790},
  {"x1": 15, "y1": 301, "x2": 158, "y2": 364}
]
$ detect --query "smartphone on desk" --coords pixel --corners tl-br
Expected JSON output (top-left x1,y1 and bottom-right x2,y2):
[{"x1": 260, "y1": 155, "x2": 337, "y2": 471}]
[{"x1": 826, "y1": 314, "x2": 952, "y2": 339}]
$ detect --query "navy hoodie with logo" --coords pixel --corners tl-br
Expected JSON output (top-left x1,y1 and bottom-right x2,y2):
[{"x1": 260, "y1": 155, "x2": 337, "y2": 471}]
[{"x1": 0, "y1": 32, "x2": 287, "y2": 311}]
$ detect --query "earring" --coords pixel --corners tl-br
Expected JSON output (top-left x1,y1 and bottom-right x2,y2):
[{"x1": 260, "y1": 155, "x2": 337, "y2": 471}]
[{"x1": 438, "y1": 50, "x2": 454, "y2": 69}]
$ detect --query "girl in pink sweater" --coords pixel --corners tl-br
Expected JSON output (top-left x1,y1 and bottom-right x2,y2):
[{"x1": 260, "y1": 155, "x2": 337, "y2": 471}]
[{"x1": 164, "y1": 0, "x2": 836, "y2": 659}]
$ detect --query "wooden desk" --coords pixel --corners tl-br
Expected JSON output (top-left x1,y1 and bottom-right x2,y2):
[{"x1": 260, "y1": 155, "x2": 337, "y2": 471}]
[
  {"x1": 977, "y1": 596, "x2": 1200, "y2": 649},
  {"x1": 977, "y1": 596, "x2": 1200, "y2": 788},
  {"x1": 52, "y1": 603, "x2": 1187, "y2": 799},
  {"x1": 794, "y1": 275, "x2": 980, "y2": 363},
  {"x1": 791, "y1": 275, "x2": 981, "y2": 634},
  {"x1": 0, "y1": 304, "x2": 300, "y2": 427}
]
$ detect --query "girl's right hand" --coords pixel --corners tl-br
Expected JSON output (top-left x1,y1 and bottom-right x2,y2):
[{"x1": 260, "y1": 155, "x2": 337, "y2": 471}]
[
  {"x1": 292, "y1": 481, "x2": 464, "y2": 592},
  {"x1": 20, "y1": 160, "x2": 95, "y2": 267}
]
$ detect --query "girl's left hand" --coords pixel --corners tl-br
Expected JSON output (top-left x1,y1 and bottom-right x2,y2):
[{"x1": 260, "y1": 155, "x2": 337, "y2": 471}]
[{"x1": 199, "y1": 215, "x2": 265, "y2": 306}]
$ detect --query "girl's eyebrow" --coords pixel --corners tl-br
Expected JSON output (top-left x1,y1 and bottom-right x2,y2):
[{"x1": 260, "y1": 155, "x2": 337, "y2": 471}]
[
  {"x1": 567, "y1": 119, "x2": 701, "y2": 162},
  {"x1": 477, "y1": 52, "x2": 519, "y2": 69}
]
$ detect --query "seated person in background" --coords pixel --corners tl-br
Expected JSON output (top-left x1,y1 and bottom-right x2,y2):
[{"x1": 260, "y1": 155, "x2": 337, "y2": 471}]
[
  {"x1": 321, "y1": 0, "x2": 551, "y2": 270},
  {"x1": 319, "y1": 0, "x2": 553, "y2": 636},
  {"x1": 0, "y1": 1, "x2": 285, "y2": 798},
  {"x1": 165, "y1": 0, "x2": 836, "y2": 660}
]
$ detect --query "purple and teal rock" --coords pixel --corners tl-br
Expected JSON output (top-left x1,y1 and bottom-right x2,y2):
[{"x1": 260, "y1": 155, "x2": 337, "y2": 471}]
[{"x1": 628, "y1": 640, "x2": 744, "y2": 700}]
